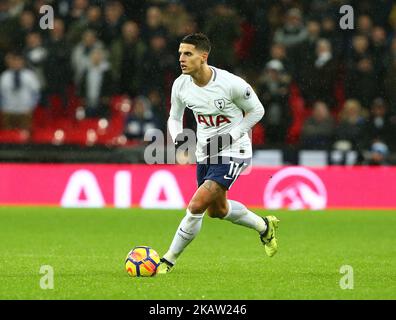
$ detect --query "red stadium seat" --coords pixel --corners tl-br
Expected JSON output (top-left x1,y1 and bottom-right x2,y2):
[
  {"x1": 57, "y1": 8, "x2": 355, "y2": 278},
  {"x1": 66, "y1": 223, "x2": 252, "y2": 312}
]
[
  {"x1": 0, "y1": 129, "x2": 30, "y2": 144},
  {"x1": 51, "y1": 118, "x2": 76, "y2": 131},
  {"x1": 287, "y1": 82, "x2": 308, "y2": 144},
  {"x1": 32, "y1": 106, "x2": 50, "y2": 128},
  {"x1": 31, "y1": 128, "x2": 65, "y2": 145},
  {"x1": 76, "y1": 118, "x2": 101, "y2": 131},
  {"x1": 63, "y1": 127, "x2": 89, "y2": 146},
  {"x1": 252, "y1": 123, "x2": 265, "y2": 146},
  {"x1": 333, "y1": 79, "x2": 346, "y2": 117}
]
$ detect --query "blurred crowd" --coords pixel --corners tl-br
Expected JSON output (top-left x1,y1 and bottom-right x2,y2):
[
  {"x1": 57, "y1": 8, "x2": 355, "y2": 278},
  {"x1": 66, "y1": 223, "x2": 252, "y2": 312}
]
[{"x1": 1, "y1": 0, "x2": 396, "y2": 164}]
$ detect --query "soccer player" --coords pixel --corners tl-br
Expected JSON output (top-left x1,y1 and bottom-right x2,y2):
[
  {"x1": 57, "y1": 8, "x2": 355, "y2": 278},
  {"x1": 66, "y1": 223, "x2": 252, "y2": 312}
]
[{"x1": 158, "y1": 33, "x2": 279, "y2": 274}]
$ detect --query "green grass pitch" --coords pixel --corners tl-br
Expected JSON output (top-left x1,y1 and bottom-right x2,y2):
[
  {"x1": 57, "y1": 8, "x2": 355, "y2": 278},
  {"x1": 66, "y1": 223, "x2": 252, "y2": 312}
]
[{"x1": 0, "y1": 207, "x2": 395, "y2": 300}]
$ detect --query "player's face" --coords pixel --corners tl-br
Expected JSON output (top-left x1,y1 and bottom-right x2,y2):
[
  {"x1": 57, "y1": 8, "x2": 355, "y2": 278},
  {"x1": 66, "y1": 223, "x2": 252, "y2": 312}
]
[{"x1": 178, "y1": 43, "x2": 207, "y2": 75}]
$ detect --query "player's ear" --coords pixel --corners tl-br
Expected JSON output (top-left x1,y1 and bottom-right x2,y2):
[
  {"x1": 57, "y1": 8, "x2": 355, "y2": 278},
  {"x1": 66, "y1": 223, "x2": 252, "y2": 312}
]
[{"x1": 201, "y1": 52, "x2": 208, "y2": 64}]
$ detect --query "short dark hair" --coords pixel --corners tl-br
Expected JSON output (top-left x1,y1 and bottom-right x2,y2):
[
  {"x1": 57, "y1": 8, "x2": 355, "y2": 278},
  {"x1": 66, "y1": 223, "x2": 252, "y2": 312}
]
[{"x1": 181, "y1": 33, "x2": 211, "y2": 53}]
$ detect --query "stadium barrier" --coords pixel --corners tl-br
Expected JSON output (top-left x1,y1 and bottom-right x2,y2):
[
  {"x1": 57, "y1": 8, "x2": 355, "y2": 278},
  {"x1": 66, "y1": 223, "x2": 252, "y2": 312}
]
[{"x1": 0, "y1": 164, "x2": 395, "y2": 209}]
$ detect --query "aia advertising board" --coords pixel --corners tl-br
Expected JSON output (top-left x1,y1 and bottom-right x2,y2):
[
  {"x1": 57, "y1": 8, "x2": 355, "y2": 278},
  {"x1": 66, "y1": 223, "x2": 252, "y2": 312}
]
[{"x1": 0, "y1": 164, "x2": 395, "y2": 209}]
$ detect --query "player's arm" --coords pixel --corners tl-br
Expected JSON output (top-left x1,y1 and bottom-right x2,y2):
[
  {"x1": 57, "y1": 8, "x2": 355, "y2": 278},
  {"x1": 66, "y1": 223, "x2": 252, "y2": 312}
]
[
  {"x1": 168, "y1": 81, "x2": 186, "y2": 145},
  {"x1": 229, "y1": 79, "x2": 265, "y2": 141},
  {"x1": 205, "y1": 79, "x2": 264, "y2": 152}
]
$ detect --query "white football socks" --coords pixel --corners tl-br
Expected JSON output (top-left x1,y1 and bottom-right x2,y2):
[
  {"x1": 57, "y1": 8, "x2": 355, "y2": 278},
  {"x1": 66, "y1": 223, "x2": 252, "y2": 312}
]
[
  {"x1": 163, "y1": 209, "x2": 204, "y2": 265},
  {"x1": 223, "y1": 200, "x2": 267, "y2": 234}
]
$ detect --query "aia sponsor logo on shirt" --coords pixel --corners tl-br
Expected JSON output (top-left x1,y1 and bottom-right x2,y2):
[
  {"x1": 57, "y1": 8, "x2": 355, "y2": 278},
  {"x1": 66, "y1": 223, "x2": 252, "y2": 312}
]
[{"x1": 196, "y1": 114, "x2": 231, "y2": 127}]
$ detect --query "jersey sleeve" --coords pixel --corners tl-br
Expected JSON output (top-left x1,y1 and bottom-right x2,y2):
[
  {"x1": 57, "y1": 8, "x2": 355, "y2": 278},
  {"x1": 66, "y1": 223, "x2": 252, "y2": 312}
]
[
  {"x1": 229, "y1": 77, "x2": 265, "y2": 140},
  {"x1": 168, "y1": 80, "x2": 186, "y2": 143}
]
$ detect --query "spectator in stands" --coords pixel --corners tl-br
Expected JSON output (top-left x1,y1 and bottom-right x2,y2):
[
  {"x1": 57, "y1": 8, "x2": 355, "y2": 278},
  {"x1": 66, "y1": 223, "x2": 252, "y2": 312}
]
[
  {"x1": 23, "y1": 32, "x2": 47, "y2": 94},
  {"x1": 269, "y1": 42, "x2": 291, "y2": 73},
  {"x1": 320, "y1": 15, "x2": 343, "y2": 59},
  {"x1": 123, "y1": 95, "x2": 157, "y2": 141},
  {"x1": 310, "y1": 39, "x2": 338, "y2": 107},
  {"x1": 384, "y1": 38, "x2": 396, "y2": 112},
  {"x1": 0, "y1": 0, "x2": 11, "y2": 22},
  {"x1": 0, "y1": 1, "x2": 15, "y2": 74},
  {"x1": 43, "y1": 18, "x2": 72, "y2": 109},
  {"x1": 390, "y1": 4, "x2": 396, "y2": 38},
  {"x1": 257, "y1": 59, "x2": 291, "y2": 145},
  {"x1": 67, "y1": 5, "x2": 104, "y2": 46},
  {"x1": 334, "y1": 99, "x2": 367, "y2": 151},
  {"x1": 71, "y1": 29, "x2": 104, "y2": 86},
  {"x1": 368, "y1": 0, "x2": 393, "y2": 27},
  {"x1": 65, "y1": 0, "x2": 89, "y2": 26},
  {"x1": 307, "y1": 0, "x2": 336, "y2": 18},
  {"x1": 204, "y1": 3, "x2": 240, "y2": 70},
  {"x1": 370, "y1": 26, "x2": 388, "y2": 81},
  {"x1": 348, "y1": 34, "x2": 371, "y2": 64},
  {"x1": 7, "y1": 0, "x2": 24, "y2": 18},
  {"x1": 294, "y1": 18, "x2": 321, "y2": 62},
  {"x1": 300, "y1": 101, "x2": 335, "y2": 149},
  {"x1": 141, "y1": 32, "x2": 176, "y2": 96},
  {"x1": 356, "y1": 14, "x2": 373, "y2": 37},
  {"x1": 30, "y1": 0, "x2": 48, "y2": 18},
  {"x1": 162, "y1": 2, "x2": 196, "y2": 54},
  {"x1": 346, "y1": 35, "x2": 378, "y2": 108},
  {"x1": 345, "y1": 56, "x2": 378, "y2": 109},
  {"x1": 110, "y1": 20, "x2": 146, "y2": 96},
  {"x1": 0, "y1": 52, "x2": 40, "y2": 131},
  {"x1": 14, "y1": 10, "x2": 38, "y2": 51},
  {"x1": 365, "y1": 98, "x2": 396, "y2": 149},
  {"x1": 162, "y1": 2, "x2": 192, "y2": 39},
  {"x1": 168, "y1": 17, "x2": 198, "y2": 55},
  {"x1": 102, "y1": 1, "x2": 126, "y2": 46},
  {"x1": 78, "y1": 48, "x2": 113, "y2": 118},
  {"x1": 273, "y1": 8, "x2": 307, "y2": 49},
  {"x1": 141, "y1": 6, "x2": 168, "y2": 45},
  {"x1": 147, "y1": 88, "x2": 167, "y2": 135},
  {"x1": 291, "y1": 19, "x2": 321, "y2": 93},
  {"x1": 249, "y1": 3, "x2": 272, "y2": 68},
  {"x1": 364, "y1": 140, "x2": 390, "y2": 166}
]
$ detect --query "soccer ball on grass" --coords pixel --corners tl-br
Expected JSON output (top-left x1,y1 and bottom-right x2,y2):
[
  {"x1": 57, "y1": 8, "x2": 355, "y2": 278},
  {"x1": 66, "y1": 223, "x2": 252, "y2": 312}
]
[{"x1": 125, "y1": 246, "x2": 160, "y2": 277}]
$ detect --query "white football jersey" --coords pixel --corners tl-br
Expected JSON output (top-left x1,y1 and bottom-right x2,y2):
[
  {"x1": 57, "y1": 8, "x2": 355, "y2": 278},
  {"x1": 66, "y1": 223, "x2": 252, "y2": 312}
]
[{"x1": 169, "y1": 66, "x2": 264, "y2": 162}]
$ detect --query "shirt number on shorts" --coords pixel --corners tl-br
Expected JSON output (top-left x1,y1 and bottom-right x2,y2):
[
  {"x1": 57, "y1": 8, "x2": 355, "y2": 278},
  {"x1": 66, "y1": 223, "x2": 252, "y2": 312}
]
[{"x1": 224, "y1": 161, "x2": 245, "y2": 180}]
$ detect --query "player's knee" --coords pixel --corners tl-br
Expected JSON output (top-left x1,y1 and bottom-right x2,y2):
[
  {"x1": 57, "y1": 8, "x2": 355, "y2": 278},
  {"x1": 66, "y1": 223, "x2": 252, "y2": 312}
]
[
  {"x1": 206, "y1": 204, "x2": 228, "y2": 219},
  {"x1": 187, "y1": 200, "x2": 207, "y2": 215}
]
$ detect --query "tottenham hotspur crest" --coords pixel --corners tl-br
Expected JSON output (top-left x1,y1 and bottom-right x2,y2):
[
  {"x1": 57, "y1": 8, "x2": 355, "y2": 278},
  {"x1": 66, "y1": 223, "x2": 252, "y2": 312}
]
[{"x1": 214, "y1": 99, "x2": 225, "y2": 110}]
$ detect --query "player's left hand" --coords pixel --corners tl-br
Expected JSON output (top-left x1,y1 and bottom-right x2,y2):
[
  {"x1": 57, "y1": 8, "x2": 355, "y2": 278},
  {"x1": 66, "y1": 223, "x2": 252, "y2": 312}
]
[{"x1": 204, "y1": 133, "x2": 233, "y2": 156}]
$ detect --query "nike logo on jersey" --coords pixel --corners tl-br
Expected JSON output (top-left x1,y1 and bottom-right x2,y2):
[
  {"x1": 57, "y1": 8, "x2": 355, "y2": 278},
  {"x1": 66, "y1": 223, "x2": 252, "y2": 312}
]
[
  {"x1": 223, "y1": 175, "x2": 234, "y2": 180},
  {"x1": 186, "y1": 104, "x2": 195, "y2": 108}
]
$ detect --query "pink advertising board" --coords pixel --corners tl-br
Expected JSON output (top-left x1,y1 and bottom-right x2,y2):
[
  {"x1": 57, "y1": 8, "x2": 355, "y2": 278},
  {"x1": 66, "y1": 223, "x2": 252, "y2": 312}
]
[{"x1": 0, "y1": 164, "x2": 395, "y2": 209}]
